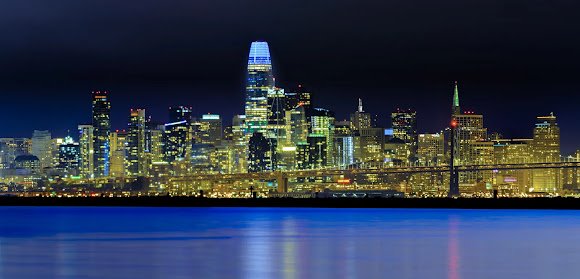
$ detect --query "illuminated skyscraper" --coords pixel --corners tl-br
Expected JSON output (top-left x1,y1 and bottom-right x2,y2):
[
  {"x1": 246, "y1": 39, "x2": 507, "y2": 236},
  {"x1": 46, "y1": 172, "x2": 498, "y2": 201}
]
[
  {"x1": 92, "y1": 91, "x2": 111, "y2": 177},
  {"x1": 31, "y1": 130, "x2": 52, "y2": 170},
  {"x1": 164, "y1": 106, "x2": 192, "y2": 163},
  {"x1": 532, "y1": 113, "x2": 561, "y2": 192},
  {"x1": 245, "y1": 41, "x2": 274, "y2": 135},
  {"x1": 109, "y1": 130, "x2": 127, "y2": 177},
  {"x1": 58, "y1": 136, "x2": 80, "y2": 176},
  {"x1": 127, "y1": 109, "x2": 147, "y2": 176},
  {"x1": 78, "y1": 124, "x2": 94, "y2": 178},
  {"x1": 248, "y1": 132, "x2": 275, "y2": 172},
  {"x1": 418, "y1": 133, "x2": 445, "y2": 166},
  {"x1": 391, "y1": 109, "x2": 418, "y2": 161},
  {"x1": 200, "y1": 114, "x2": 223, "y2": 145},
  {"x1": 310, "y1": 108, "x2": 335, "y2": 166},
  {"x1": 350, "y1": 99, "x2": 373, "y2": 132}
]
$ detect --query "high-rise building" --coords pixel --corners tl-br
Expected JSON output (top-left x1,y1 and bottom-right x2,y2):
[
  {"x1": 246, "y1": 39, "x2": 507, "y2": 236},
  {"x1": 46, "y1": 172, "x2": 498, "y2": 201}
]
[
  {"x1": 244, "y1": 41, "x2": 274, "y2": 136},
  {"x1": 493, "y1": 138, "x2": 534, "y2": 193},
  {"x1": 127, "y1": 109, "x2": 147, "y2": 176},
  {"x1": 58, "y1": 136, "x2": 80, "y2": 176},
  {"x1": 248, "y1": 132, "x2": 275, "y2": 172},
  {"x1": 350, "y1": 99, "x2": 373, "y2": 132},
  {"x1": 310, "y1": 108, "x2": 335, "y2": 166},
  {"x1": 308, "y1": 134, "x2": 327, "y2": 169},
  {"x1": 391, "y1": 109, "x2": 418, "y2": 161},
  {"x1": 164, "y1": 106, "x2": 193, "y2": 163},
  {"x1": 31, "y1": 130, "x2": 52, "y2": 170},
  {"x1": 200, "y1": 114, "x2": 223, "y2": 145},
  {"x1": 109, "y1": 130, "x2": 127, "y2": 177},
  {"x1": 532, "y1": 113, "x2": 561, "y2": 193},
  {"x1": 78, "y1": 124, "x2": 94, "y2": 178},
  {"x1": 92, "y1": 91, "x2": 111, "y2": 177},
  {"x1": 448, "y1": 82, "x2": 490, "y2": 191},
  {"x1": 418, "y1": 133, "x2": 445, "y2": 166}
]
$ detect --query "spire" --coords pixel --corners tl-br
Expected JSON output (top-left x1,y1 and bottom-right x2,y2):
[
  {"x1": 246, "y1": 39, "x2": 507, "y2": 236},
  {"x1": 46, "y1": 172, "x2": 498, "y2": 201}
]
[
  {"x1": 358, "y1": 98, "x2": 363, "y2": 113},
  {"x1": 452, "y1": 81, "x2": 461, "y2": 115}
]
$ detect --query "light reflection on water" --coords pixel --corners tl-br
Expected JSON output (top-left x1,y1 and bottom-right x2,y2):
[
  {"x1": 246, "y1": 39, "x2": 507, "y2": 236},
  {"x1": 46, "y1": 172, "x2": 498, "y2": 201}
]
[{"x1": 1, "y1": 207, "x2": 580, "y2": 278}]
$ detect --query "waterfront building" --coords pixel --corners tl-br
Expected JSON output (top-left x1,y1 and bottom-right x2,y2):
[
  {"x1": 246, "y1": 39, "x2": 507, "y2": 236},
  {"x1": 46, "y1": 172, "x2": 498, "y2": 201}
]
[
  {"x1": 334, "y1": 120, "x2": 355, "y2": 168},
  {"x1": 418, "y1": 133, "x2": 445, "y2": 166},
  {"x1": 109, "y1": 130, "x2": 127, "y2": 177},
  {"x1": 248, "y1": 132, "x2": 275, "y2": 172},
  {"x1": 350, "y1": 99, "x2": 373, "y2": 132},
  {"x1": 391, "y1": 109, "x2": 418, "y2": 162},
  {"x1": 58, "y1": 136, "x2": 80, "y2": 176},
  {"x1": 307, "y1": 134, "x2": 327, "y2": 169},
  {"x1": 92, "y1": 91, "x2": 111, "y2": 177},
  {"x1": 492, "y1": 139, "x2": 534, "y2": 193},
  {"x1": 200, "y1": 114, "x2": 223, "y2": 145},
  {"x1": 310, "y1": 108, "x2": 335, "y2": 166},
  {"x1": 127, "y1": 109, "x2": 147, "y2": 176},
  {"x1": 31, "y1": 130, "x2": 52, "y2": 170},
  {"x1": 244, "y1": 41, "x2": 274, "y2": 136},
  {"x1": 78, "y1": 124, "x2": 94, "y2": 178},
  {"x1": 164, "y1": 106, "x2": 192, "y2": 163},
  {"x1": 532, "y1": 113, "x2": 561, "y2": 193}
]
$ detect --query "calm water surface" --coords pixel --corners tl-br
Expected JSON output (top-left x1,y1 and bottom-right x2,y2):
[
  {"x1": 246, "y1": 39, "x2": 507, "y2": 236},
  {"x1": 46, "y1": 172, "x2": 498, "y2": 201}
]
[{"x1": 1, "y1": 207, "x2": 580, "y2": 278}]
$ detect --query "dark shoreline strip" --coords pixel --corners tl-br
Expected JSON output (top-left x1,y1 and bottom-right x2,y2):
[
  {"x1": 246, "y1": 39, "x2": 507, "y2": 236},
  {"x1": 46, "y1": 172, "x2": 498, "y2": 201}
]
[{"x1": 1, "y1": 197, "x2": 580, "y2": 209}]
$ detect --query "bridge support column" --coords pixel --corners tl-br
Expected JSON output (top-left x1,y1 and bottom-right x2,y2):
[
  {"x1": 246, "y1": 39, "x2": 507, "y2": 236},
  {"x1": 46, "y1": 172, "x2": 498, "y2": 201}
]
[{"x1": 277, "y1": 173, "x2": 288, "y2": 193}]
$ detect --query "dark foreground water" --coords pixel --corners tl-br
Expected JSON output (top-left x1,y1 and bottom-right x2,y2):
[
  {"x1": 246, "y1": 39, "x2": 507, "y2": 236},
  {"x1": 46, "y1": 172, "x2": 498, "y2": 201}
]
[{"x1": 1, "y1": 207, "x2": 580, "y2": 279}]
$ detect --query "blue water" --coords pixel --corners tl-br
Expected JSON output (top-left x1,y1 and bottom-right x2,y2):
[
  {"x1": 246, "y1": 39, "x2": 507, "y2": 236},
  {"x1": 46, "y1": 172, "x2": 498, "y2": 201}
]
[{"x1": 1, "y1": 207, "x2": 580, "y2": 278}]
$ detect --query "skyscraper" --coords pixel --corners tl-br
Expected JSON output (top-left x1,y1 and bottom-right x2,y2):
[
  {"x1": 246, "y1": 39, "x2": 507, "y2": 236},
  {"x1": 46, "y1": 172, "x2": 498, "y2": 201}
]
[
  {"x1": 31, "y1": 130, "x2": 52, "y2": 170},
  {"x1": 200, "y1": 114, "x2": 223, "y2": 145},
  {"x1": 532, "y1": 113, "x2": 561, "y2": 192},
  {"x1": 78, "y1": 124, "x2": 94, "y2": 178},
  {"x1": 58, "y1": 136, "x2": 80, "y2": 176},
  {"x1": 310, "y1": 108, "x2": 335, "y2": 166},
  {"x1": 245, "y1": 41, "x2": 274, "y2": 136},
  {"x1": 92, "y1": 91, "x2": 111, "y2": 177},
  {"x1": 127, "y1": 109, "x2": 147, "y2": 176},
  {"x1": 110, "y1": 130, "x2": 127, "y2": 177},
  {"x1": 391, "y1": 109, "x2": 418, "y2": 161},
  {"x1": 350, "y1": 99, "x2": 373, "y2": 132},
  {"x1": 248, "y1": 132, "x2": 275, "y2": 172},
  {"x1": 164, "y1": 106, "x2": 192, "y2": 163}
]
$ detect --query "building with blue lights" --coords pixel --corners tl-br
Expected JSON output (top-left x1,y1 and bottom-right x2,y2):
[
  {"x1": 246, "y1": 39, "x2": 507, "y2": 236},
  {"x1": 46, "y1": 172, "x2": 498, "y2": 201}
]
[
  {"x1": 92, "y1": 91, "x2": 111, "y2": 177},
  {"x1": 244, "y1": 41, "x2": 274, "y2": 136}
]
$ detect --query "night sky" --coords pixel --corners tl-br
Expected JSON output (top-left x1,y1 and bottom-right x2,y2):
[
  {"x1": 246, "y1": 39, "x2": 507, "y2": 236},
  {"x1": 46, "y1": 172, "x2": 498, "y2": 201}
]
[{"x1": 0, "y1": 0, "x2": 579, "y2": 153}]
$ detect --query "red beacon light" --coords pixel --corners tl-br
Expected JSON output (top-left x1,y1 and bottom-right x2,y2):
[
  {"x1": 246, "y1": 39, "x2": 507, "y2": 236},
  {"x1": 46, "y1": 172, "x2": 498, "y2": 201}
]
[{"x1": 451, "y1": 120, "x2": 458, "y2": 128}]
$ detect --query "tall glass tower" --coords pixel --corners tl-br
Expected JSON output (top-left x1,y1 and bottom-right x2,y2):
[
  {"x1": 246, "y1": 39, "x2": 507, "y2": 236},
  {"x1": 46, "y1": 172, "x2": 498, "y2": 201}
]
[
  {"x1": 92, "y1": 90, "x2": 111, "y2": 177},
  {"x1": 245, "y1": 41, "x2": 274, "y2": 136}
]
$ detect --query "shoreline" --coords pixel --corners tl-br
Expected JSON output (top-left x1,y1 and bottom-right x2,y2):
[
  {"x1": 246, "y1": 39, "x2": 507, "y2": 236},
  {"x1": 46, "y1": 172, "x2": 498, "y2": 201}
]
[{"x1": 1, "y1": 197, "x2": 580, "y2": 209}]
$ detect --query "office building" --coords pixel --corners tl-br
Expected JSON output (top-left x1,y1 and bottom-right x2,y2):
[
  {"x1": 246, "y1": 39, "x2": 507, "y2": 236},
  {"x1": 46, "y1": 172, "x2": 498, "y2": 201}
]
[{"x1": 92, "y1": 91, "x2": 111, "y2": 177}]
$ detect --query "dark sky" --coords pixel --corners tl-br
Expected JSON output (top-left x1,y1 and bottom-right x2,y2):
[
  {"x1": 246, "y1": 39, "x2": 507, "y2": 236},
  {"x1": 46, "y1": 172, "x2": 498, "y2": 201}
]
[{"x1": 0, "y1": 0, "x2": 579, "y2": 154}]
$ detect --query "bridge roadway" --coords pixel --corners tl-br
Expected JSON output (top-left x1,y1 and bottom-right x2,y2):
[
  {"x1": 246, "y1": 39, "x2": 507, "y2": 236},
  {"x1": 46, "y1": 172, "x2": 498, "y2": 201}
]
[{"x1": 168, "y1": 162, "x2": 580, "y2": 192}]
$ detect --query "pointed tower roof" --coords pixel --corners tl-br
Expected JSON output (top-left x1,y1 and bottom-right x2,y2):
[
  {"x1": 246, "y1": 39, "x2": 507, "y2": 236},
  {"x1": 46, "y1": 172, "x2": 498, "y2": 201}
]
[
  {"x1": 452, "y1": 81, "x2": 461, "y2": 116},
  {"x1": 453, "y1": 81, "x2": 460, "y2": 108},
  {"x1": 358, "y1": 98, "x2": 364, "y2": 113}
]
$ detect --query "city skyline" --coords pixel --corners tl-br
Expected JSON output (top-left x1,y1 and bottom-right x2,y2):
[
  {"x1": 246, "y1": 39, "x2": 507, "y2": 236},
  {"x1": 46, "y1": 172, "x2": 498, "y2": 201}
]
[
  {"x1": 1, "y1": 1, "x2": 580, "y2": 154},
  {"x1": 0, "y1": 70, "x2": 577, "y2": 155}
]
